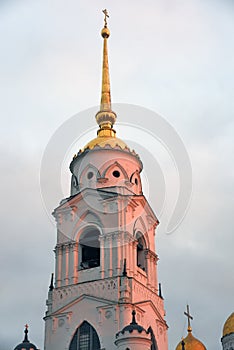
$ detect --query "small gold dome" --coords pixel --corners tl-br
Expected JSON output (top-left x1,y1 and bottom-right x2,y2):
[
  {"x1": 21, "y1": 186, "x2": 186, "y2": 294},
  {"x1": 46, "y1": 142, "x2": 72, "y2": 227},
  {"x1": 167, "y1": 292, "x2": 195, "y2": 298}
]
[
  {"x1": 176, "y1": 331, "x2": 206, "y2": 350},
  {"x1": 82, "y1": 123, "x2": 129, "y2": 152},
  {"x1": 83, "y1": 135, "x2": 128, "y2": 152},
  {"x1": 223, "y1": 312, "x2": 234, "y2": 337}
]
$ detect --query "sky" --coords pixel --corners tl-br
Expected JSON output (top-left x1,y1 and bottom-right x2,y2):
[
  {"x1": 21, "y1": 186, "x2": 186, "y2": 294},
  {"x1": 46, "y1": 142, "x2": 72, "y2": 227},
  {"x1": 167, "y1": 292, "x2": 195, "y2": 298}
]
[{"x1": 0, "y1": 0, "x2": 234, "y2": 349}]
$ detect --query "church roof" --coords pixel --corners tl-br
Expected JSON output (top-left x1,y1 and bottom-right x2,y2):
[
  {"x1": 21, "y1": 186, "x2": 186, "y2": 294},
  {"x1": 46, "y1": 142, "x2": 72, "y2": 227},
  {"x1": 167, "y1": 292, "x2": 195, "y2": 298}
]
[
  {"x1": 116, "y1": 310, "x2": 148, "y2": 337},
  {"x1": 175, "y1": 331, "x2": 206, "y2": 350},
  {"x1": 14, "y1": 325, "x2": 39, "y2": 350},
  {"x1": 83, "y1": 135, "x2": 129, "y2": 153},
  {"x1": 223, "y1": 312, "x2": 234, "y2": 337}
]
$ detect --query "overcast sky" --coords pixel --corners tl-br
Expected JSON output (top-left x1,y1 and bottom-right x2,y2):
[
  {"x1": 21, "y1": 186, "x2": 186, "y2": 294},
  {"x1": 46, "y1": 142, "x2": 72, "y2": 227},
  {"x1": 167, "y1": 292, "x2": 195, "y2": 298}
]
[{"x1": 1, "y1": 1, "x2": 234, "y2": 349}]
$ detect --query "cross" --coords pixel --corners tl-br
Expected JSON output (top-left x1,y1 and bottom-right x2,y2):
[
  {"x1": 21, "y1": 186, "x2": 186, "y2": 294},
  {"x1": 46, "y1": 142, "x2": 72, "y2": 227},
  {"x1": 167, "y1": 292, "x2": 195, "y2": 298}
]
[
  {"x1": 25, "y1": 324, "x2": 29, "y2": 329},
  {"x1": 102, "y1": 9, "x2": 109, "y2": 27},
  {"x1": 184, "y1": 304, "x2": 193, "y2": 329}
]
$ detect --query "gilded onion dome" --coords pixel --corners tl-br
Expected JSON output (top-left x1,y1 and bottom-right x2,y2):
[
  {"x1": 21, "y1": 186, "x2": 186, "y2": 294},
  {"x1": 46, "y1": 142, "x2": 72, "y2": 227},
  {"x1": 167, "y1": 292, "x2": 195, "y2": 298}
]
[
  {"x1": 84, "y1": 135, "x2": 128, "y2": 152},
  {"x1": 223, "y1": 312, "x2": 234, "y2": 337},
  {"x1": 175, "y1": 330, "x2": 207, "y2": 350},
  {"x1": 176, "y1": 305, "x2": 207, "y2": 350}
]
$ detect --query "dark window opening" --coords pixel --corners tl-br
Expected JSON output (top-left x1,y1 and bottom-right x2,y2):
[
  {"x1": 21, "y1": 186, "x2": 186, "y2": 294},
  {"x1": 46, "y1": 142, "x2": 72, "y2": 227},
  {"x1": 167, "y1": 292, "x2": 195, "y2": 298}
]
[
  {"x1": 113, "y1": 170, "x2": 120, "y2": 178},
  {"x1": 69, "y1": 321, "x2": 101, "y2": 350},
  {"x1": 135, "y1": 178, "x2": 138, "y2": 185},
  {"x1": 79, "y1": 229, "x2": 100, "y2": 270},
  {"x1": 136, "y1": 235, "x2": 146, "y2": 272},
  {"x1": 87, "y1": 171, "x2": 94, "y2": 180}
]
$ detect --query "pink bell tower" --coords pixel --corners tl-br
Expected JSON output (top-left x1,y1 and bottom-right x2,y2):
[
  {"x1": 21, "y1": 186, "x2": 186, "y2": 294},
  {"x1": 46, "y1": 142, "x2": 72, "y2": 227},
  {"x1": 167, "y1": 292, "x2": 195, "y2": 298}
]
[{"x1": 44, "y1": 10, "x2": 168, "y2": 350}]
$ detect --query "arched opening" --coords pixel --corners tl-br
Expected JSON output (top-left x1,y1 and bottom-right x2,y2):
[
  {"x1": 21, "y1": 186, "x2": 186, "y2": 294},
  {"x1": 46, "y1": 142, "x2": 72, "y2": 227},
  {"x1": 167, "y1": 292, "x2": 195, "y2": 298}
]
[
  {"x1": 136, "y1": 232, "x2": 147, "y2": 272},
  {"x1": 79, "y1": 228, "x2": 100, "y2": 270},
  {"x1": 69, "y1": 321, "x2": 101, "y2": 350}
]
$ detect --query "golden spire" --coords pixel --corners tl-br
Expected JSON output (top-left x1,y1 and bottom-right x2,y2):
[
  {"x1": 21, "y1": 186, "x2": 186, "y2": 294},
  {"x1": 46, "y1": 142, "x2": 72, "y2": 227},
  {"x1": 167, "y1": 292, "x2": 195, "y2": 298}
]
[{"x1": 95, "y1": 9, "x2": 117, "y2": 137}]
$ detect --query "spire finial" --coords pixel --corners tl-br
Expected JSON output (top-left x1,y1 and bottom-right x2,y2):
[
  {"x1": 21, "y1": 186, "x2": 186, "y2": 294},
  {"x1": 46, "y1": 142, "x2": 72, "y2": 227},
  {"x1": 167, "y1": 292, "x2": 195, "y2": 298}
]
[
  {"x1": 123, "y1": 258, "x2": 127, "y2": 276},
  {"x1": 159, "y1": 282, "x2": 164, "y2": 299},
  {"x1": 184, "y1": 304, "x2": 193, "y2": 332},
  {"x1": 49, "y1": 272, "x2": 54, "y2": 291},
  {"x1": 102, "y1": 9, "x2": 109, "y2": 28},
  {"x1": 23, "y1": 324, "x2": 29, "y2": 343},
  {"x1": 95, "y1": 9, "x2": 117, "y2": 135},
  {"x1": 131, "y1": 310, "x2": 137, "y2": 325}
]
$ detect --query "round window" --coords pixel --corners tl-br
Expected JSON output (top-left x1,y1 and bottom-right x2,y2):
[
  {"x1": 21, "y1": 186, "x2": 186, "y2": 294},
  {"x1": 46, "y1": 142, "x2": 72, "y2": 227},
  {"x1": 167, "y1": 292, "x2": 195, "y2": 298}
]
[
  {"x1": 87, "y1": 171, "x2": 94, "y2": 180},
  {"x1": 113, "y1": 170, "x2": 120, "y2": 178}
]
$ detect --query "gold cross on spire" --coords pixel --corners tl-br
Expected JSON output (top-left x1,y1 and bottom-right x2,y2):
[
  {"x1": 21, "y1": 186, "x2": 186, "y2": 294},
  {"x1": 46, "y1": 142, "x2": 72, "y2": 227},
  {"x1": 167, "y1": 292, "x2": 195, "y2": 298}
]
[
  {"x1": 102, "y1": 9, "x2": 109, "y2": 27},
  {"x1": 96, "y1": 9, "x2": 117, "y2": 131},
  {"x1": 184, "y1": 304, "x2": 193, "y2": 331}
]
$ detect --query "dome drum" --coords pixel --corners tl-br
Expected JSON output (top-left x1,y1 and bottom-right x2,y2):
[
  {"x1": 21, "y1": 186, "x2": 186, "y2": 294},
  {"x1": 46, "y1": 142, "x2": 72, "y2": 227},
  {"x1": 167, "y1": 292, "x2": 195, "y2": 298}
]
[{"x1": 70, "y1": 147, "x2": 143, "y2": 196}]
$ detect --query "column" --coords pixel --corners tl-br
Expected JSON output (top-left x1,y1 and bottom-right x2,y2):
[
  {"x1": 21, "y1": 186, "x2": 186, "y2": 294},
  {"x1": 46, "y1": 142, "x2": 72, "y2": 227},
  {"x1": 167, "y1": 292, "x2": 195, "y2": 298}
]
[
  {"x1": 61, "y1": 245, "x2": 66, "y2": 287},
  {"x1": 132, "y1": 241, "x2": 138, "y2": 277},
  {"x1": 108, "y1": 235, "x2": 113, "y2": 278},
  {"x1": 128, "y1": 240, "x2": 133, "y2": 277},
  {"x1": 65, "y1": 244, "x2": 69, "y2": 286},
  {"x1": 145, "y1": 251, "x2": 150, "y2": 287},
  {"x1": 125, "y1": 236, "x2": 130, "y2": 276},
  {"x1": 112, "y1": 232, "x2": 118, "y2": 277},
  {"x1": 55, "y1": 245, "x2": 62, "y2": 288},
  {"x1": 69, "y1": 242, "x2": 78, "y2": 284},
  {"x1": 116, "y1": 232, "x2": 122, "y2": 275},
  {"x1": 104, "y1": 235, "x2": 109, "y2": 279},
  {"x1": 99, "y1": 235, "x2": 105, "y2": 279}
]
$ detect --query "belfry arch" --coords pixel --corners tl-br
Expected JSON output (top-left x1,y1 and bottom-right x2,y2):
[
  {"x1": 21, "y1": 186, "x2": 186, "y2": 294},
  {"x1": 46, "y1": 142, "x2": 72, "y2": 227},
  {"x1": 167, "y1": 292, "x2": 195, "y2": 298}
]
[{"x1": 78, "y1": 226, "x2": 101, "y2": 270}]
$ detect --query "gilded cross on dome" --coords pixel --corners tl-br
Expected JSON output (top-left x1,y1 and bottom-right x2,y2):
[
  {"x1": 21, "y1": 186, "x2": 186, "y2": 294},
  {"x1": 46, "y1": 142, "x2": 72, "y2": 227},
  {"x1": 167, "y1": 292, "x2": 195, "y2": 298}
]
[
  {"x1": 102, "y1": 9, "x2": 109, "y2": 27},
  {"x1": 184, "y1": 304, "x2": 193, "y2": 331}
]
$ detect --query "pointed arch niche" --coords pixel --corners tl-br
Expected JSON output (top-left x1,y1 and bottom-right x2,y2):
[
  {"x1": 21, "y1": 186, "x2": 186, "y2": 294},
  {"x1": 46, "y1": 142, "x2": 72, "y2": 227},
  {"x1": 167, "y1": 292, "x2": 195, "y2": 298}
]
[
  {"x1": 102, "y1": 161, "x2": 129, "y2": 185},
  {"x1": 69, "y1": 321, "x2": 101, "y2": 350},
  {"x1": 79, "y1": 164, "x2": 100, "y2": 190}
]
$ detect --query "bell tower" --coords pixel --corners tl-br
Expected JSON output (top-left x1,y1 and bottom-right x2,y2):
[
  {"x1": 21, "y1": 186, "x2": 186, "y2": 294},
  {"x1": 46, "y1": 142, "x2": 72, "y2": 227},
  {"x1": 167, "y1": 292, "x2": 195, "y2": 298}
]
[{"x1": 44, "y1": 10, "x2": 168, "y2": 350}]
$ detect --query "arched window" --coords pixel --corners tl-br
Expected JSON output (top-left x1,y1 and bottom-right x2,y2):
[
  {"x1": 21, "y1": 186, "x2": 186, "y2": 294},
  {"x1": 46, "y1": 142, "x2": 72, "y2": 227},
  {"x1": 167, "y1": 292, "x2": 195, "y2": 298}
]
[
  {"x1": 69, "y1": 321, "x2": 101, "y2": 350},
  {"x1": 79, "y1": 228, "x2": 100, "y2": 270},
  {"x1": 136, "y1": 233, "x2": 147, "y2": 272}
]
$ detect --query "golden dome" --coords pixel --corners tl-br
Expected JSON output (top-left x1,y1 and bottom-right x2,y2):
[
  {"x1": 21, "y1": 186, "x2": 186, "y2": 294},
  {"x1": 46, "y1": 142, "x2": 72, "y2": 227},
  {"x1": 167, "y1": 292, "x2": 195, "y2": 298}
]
[
  {"x1": 176, "y1": 331, "x2": 207, "y2": 350},
  {"x1": 223, "y1": 312, "x2": 234, "y2": 337},
  {"x1": 83, "y1": 134, "x2": 128, "y2": 152},
  {"x1": 82, "y1": 122, "x2": 128, "y2": 152}
]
